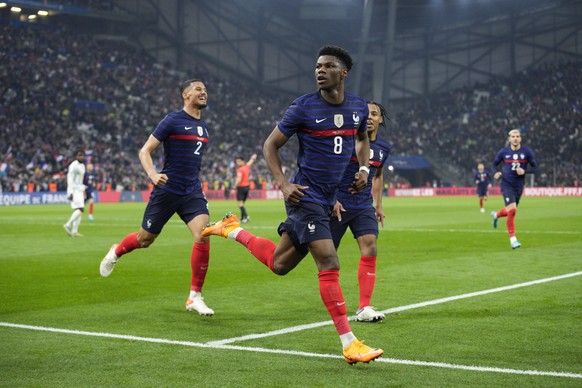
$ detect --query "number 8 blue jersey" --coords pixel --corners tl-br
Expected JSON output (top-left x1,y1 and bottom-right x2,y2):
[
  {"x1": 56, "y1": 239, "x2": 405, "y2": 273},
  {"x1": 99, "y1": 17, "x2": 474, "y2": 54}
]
[{"x1": 277, "y1": 91, "x2": 369, "y2": 205}]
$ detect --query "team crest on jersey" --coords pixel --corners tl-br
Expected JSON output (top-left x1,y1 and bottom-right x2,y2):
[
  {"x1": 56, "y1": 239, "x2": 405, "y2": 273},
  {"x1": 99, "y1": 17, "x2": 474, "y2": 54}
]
[
  {"x1": 513, "y1": 154, "x2": 518, "y2": 160},
  {"x1": 369, "y1": 149, "x2": 374, "y2": 159},
  {"x1": 334, "y1": 114, "x2": 344, "y2": 128},
  {"x1": 520, "y1": 153, "x2": 525, "y2": 159},
  {"x1": 379, "y1": 150, "x2": 384, "y2": 160},
  {"x1": 353, "y1": 112, "x2": 360, "y2": 125},
  {"x1": 197, "y1": 126, "x2": 204, "y2": 136}
]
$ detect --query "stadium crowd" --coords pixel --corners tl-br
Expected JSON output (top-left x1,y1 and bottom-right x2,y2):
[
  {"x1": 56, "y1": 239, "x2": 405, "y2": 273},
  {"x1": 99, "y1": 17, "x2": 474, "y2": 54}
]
[{"x1": 1, "y1": 21, "x2": 580, "y2": 193}]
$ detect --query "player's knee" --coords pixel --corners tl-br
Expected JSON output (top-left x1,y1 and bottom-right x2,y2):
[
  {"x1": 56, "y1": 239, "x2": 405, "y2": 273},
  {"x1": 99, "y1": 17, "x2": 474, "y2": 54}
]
[
  {"x1": 508, "y1": 208, "x2": 517, "y2": 216},
  {"x1": 272, "y1": 263, "x2": 290, "y2": 276}
]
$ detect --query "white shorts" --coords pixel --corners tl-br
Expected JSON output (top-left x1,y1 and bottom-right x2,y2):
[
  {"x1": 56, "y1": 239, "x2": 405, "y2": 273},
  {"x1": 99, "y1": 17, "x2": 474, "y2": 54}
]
[{"x1": 70, "y1": 191, "x2": 85, "y2": 209}]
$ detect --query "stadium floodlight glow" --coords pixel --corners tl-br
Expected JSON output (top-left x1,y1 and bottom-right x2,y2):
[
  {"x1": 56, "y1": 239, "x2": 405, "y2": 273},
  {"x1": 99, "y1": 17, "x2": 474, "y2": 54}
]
[
  {"x1": 0, "y1": 3, "x2": 7, "y2": 8},
  {"x1": 10, "y1": 6, "x2": 21, "y2": 12},
  {"x1": 28, "y1": 14, "x2": 37, "y2": 20},
  {"x1": 38, "y1": 10, "x2": 48, "y2": 16}
]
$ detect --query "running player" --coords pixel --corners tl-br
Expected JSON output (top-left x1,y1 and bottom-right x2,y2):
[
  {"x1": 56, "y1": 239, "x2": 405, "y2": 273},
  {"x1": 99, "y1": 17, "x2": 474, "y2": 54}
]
[
  {"x1": 330, "y1": 101, "x2": 391, "y2": 323},
  {"x1": 84, "y1": 163, "x2": 96, "y2": 221},
  {"x1": 474, "y1": 162, "x2": 491, "y2": 213},
  {"x1": 202, "y1": 45, "x2": 383, "y2": 364},
  {"x1": 490, "y1": 129, "x2": 537, "y2": 249},
  {"x1": 99, "y1": 79, "x2": 215, "y2": 316}
]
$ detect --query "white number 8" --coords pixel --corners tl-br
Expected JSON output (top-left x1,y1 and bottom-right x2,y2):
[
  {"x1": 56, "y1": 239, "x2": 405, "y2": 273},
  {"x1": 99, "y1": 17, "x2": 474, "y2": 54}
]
[{"x1": 333, "y1": 136, "x2": 342, "y2": 154}]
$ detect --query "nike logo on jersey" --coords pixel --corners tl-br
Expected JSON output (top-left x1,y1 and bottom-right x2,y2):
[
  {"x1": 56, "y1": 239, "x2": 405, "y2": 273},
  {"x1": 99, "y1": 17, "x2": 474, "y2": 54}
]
[
  {"x1": 185, "y1": 126, "x2": 193, "y2": 130},
  {"x1": 315, "y1": 118, "x2": 327, "y2": 123}
]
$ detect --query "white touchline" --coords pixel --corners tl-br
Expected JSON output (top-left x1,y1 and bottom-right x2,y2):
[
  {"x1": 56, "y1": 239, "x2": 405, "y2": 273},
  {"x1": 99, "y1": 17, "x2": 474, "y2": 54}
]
[
  {"x1": 1, "y1": 271, "x2": 581, "y2": 379},
  {"x1": 208, "y1": 271, "x2": 582, "y2": 345},
  {"x1": 0, "y1": 322, "x2": 580, "y2": 379}
]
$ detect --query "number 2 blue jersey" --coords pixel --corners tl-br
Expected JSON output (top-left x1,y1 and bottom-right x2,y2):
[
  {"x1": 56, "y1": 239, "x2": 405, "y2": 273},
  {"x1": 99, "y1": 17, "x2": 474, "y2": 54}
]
[
  {"x1": 152, "y1": 110, "x2": 209, "y2": 195},
  {"x1": 492, "y1": 145, "x2": 537, "y2": 190},
  {"x1": 337, "y1": 135, "x2": 391, "y2": 210},
  {"x1": 277, "y1": 91, "x2": 369, "y2": 205}
]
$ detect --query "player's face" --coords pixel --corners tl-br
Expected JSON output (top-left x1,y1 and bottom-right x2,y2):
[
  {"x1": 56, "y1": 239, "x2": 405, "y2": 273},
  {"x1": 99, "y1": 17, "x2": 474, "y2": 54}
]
[
  {"x1": 184, "y1": 81, "x2": 208, "y2": 109},
  {"x1": 477, "y1": 164, "x2": 484, "y2": 172},
  {"x1": 77, "y1": 152, "x2": 85, "y2": 163},
  {"x1": 315, "y1": 55, "x2": 347, "y2": 91},
  {"x1": 367, "y1": 103, "x2": 383, "y2": 135},
  {"x1": 508, "y1": 132, "x2": 521, "y2": 148}
]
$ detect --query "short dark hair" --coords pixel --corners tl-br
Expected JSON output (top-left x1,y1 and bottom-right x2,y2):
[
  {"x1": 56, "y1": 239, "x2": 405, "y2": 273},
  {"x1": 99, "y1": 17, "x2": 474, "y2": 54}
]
[
  {"x1": 367, "y1": 101, "x2": 390, "y2": 127},
  {"x1": 179, "y1": 79, "x2": 202, "y2": 96},
  {"x1": 317, "y1": 45, "x2": 353, "y2": 71}
]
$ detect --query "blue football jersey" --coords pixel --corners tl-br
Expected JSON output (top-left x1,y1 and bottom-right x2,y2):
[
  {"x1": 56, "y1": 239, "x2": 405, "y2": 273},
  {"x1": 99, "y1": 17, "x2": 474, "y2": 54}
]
[
  {"x1": 277, "y1": 91, "x2": 368, "y2": 205},
  {"x1": 337, "y1": 135, "x2": 391, "y2": 210},
  {"x1": 492, "y1": 145, "x2": 537, "y2": 189},
  {"x1": 152, "y1": 110, "x2": 209, "y2": 195}
]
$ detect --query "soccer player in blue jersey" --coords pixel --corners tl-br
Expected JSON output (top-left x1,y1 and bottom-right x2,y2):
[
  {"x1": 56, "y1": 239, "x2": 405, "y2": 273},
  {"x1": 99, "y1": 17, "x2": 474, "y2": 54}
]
[
  {"x1": 490, "y1": 129, "x2": 537, "y2": 249},
  {"x1": 330, "y1": 101, "x2": 391, "y2": 323},
  {"x1": 99, "y1": 79, "x2": 215, "y2": 316},
  {"x1": 84, "y1": 163, "x2": 96, "y2": 221},
  {"x1": 474, "y1": 162, "x2": 492, "y2": 213},
  {"x1": 202, "y1": 45, "x2": 383, "y2": 364}
]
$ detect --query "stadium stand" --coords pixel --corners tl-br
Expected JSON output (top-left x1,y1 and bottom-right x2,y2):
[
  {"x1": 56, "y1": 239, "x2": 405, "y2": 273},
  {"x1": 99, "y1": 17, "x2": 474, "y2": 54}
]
[{"x1": 1, "y1": 22, "x2": 580, "y2": 192}]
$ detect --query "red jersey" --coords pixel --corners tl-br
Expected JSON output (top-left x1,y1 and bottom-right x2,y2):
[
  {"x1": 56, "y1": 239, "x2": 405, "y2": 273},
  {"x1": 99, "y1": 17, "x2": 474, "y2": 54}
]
[{"x1": 237, "y1": 164, "x2": 251, "y2": 187}]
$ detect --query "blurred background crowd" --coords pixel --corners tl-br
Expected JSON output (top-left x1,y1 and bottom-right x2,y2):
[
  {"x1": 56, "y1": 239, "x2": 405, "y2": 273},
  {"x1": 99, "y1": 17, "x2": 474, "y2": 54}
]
[{"x1": 1, "y1": 22, "x2": 580, "y2": 193}]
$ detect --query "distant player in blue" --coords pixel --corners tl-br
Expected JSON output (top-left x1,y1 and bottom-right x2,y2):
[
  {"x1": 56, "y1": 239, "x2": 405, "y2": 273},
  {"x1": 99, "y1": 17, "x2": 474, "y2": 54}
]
[
  {"x1": 490, "y1": 129, "x2": 537, "y2": 249},
  {"x1": 474, "y1": 162, "x2": 491, "y2": 213},
  {"x1": 202, "y1": 45, "x2": 383, "y2": 364},
  {"x1": 83, "y1": 163, "x2": 96, "y2": 221},
  {"x1": 100, "y1": 79, "x2": 215, "y2": 316},
  {"x1": 330, "y1": 101, "x2": 391, "y2": 323}
]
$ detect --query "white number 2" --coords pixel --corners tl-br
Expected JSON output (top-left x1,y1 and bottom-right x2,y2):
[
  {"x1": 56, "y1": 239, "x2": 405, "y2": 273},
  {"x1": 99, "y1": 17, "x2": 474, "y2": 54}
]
[
  {"x1": 511, "y1": 162, "x2": 520, "y2": 170},
  {"x1": 194, "y1": 141, "x2": 203, "y2": 155}
]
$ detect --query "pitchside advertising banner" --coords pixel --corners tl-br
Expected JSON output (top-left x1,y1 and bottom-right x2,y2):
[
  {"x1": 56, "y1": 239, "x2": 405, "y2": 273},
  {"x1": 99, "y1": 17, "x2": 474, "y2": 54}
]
[{"x1": 0, "y1": 187, "x2": 581, "y2": 206}]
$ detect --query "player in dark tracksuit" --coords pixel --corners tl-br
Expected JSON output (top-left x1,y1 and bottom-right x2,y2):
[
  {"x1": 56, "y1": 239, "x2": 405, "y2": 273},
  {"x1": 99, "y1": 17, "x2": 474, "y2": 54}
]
[{"x1": 490, "y1": 129, "x2": 537, "y2": 249}]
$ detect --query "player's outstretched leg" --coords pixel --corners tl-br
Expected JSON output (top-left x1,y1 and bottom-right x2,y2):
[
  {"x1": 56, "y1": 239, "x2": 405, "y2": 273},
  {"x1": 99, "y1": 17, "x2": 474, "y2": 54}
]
[{"x1": 202, "y1": 213, "x2": 240, "y2": 238}]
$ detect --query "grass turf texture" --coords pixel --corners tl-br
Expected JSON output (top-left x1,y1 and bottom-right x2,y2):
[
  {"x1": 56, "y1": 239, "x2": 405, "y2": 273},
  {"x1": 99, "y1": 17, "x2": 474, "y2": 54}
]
[{"x1": 0, "y1": 196, "x2": 581, "y2": 386}]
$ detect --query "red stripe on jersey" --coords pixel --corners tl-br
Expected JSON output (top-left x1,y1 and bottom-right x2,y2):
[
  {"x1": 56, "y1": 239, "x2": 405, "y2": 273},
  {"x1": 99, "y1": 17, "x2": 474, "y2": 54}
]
[
  {"x1": 302, "y1": 128, "x2": 358, "y2": 137},
  {"x1": 504, "y1": 160, "x2": 527, "y2": 163},
  {"x1": 169, "y1": 135, "x2": 208, "y2": 142},
  {"x1": 349, "y1": 156, "x2": 382, "y2": 168}
]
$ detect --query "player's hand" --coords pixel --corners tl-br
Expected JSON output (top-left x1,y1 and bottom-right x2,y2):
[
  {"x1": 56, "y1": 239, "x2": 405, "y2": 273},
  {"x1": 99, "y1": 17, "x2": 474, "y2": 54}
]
[
  {"x1": 516, "y1": 167, "x2": 525, "y2": 176},
  {"x1": 282, "y1": 182, "x2": 308, "y2": 204},
  {"x1": 349, "y1": 171, "x2": 368, "y2": 193},
  {"x1": 375, "y1": 207, "x2": 385, "y2": 228},
  {"x1": 494, "y1": 172, "x2": 502, "y2": 180},
  {"x1": 150, "y1": 173, "x2": 168, "y2": 187},
  {"x1": 332, "y1": 201, "x2": 345, "y2": 221},
  {"x1": 67, "y1": 194, "x2": 73, "y2": 201}
]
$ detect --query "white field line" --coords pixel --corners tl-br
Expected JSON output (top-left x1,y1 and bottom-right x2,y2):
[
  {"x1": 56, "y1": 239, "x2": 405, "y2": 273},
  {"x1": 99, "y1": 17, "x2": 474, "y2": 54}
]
[
  {"x1": 208, "y1": 271, "x2": 582, "y2": 345},
  {"x1": 0, "y1": 322, "x2": 581, "y2": 379}
]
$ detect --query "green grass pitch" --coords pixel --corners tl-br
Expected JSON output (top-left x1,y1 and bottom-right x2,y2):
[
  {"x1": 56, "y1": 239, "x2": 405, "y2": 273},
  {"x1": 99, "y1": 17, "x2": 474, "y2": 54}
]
[{"x1": 1, "y1": 196, "x2": 581, "y2": 386}]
